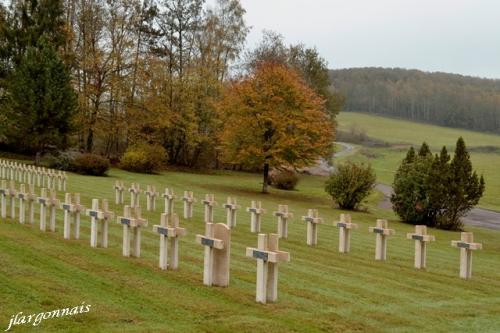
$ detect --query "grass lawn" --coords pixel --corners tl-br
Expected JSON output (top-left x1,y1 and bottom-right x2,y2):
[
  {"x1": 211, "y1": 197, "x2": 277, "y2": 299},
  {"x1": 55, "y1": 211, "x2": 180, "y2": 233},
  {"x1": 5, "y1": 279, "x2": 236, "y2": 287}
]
[
  {"x1": 1, "y1": 166, "x2": 500, "y2": 332},
  {"x1": 337, "y1": 112, "x2": 500, "y2": 210}
]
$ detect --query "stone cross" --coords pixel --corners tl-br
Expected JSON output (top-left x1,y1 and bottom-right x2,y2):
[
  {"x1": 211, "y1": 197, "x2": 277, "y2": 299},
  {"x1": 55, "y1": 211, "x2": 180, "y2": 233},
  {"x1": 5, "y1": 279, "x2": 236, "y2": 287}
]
[
  {"x1": 273, "y1": 205, "x2": 293, "y2": 239},
  {"x1": 162, "y1": 188, "x2": 176, "y2": 216},
  {"x1": 38, "y1": 189, "x2": 59, "y2": 232},
  {"x1": 0, "y1": 180, "x2": 7, "y2": 219},
  {"x1": 182, "y1": 191, "x2": 196, "y2": 219},
  {"x1": 245, "y1": 233, "x2": 290, "y2": 304},
  {"x1": 145, "y1": 185, "x2": 159, "y2": 211},
  {"x1": 114, "y1": 180, "x2": 125, "y2": 204},
  {"x1": 18, "y1": 184, "x2": 36, "y2": 224},
  {"x1": 118, "y1": 206, "x2": 148, "y2": 257},
  {"x1": 56, "y1": 171, "x2": 66, "y2": 191},
  {"x1": 153, "y1": 213, "x2": 187, "y2": 270},
  {"x1": 6, "y1": 180, "x2": 17, "y2": 219},
  {"x1": 335, "y1": 214, "x2": 358, "y2": 253},
  {"x1": 37, "y1": 188, "x2": 48, "y2": 230},
  {"x1": 202, "y1": 194, "x2": 217, "y2": 223},
  {"x1": 223, "y1": 197, "x2": 240, "y2": 228},
  {"x1": 195, "y1": 223, "x2": 231, "y2": 287},
  {"x1": 86, "y1": 199, "x2": 115, "y2": 248},
  {"x1": 301, "y1": 209, "x2": 323, "y2": 246},
  {"x1": 406, "y1": 225, "x2": 435, "y2": 269},
  {"x1": 451, "y1": 232, "x2": 482, "y2": 279},
  {"x1": 62, "y1": 193, "x2": 86, "y2": 240},
  {"x1": 128, "y1": 183, "x2": 141, "y2": 208},
  {"x1": 246, "y1": 201, "x2": 266, "y2": 233},
  {"x1": 35, "y1": 167, "x2": 42, "y2": 187},
  {"x1": 368, "y1": 219, "x2": 395, "y2": 260},
  {"x1": 46, "y1": 170, "x2": 56, "y2": 190}
]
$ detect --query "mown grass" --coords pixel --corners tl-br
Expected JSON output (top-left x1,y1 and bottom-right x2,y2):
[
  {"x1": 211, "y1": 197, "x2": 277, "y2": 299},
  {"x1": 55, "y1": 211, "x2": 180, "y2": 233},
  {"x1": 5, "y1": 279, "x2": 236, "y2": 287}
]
[
  {"x1": 1, "y1": 166, "x2": 500, "y2": 332},
  {"x1": 337, "y1": 112, "x2": 500, "y2": 210}
]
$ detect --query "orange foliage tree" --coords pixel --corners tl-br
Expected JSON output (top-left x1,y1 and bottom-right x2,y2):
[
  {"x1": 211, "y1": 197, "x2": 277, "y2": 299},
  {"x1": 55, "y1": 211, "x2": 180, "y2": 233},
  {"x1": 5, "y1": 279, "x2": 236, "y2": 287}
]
[{"x1": 217, "y1": 62, "x2": 335, "y2": 193}]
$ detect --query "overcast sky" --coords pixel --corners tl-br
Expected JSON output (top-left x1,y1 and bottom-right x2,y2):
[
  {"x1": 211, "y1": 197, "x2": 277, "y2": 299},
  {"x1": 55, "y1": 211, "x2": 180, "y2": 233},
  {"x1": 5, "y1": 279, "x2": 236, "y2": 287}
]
[{"x1": 235, "y1": 0, "x2": 500, "y2": 79}]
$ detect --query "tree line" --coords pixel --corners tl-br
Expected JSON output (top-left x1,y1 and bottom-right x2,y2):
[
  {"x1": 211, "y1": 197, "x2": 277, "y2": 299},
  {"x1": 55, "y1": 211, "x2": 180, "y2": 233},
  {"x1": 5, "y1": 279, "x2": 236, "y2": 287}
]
[
  {"x1": 330, "y1": 67, "x2": 500, "y2": 133},
  {"x1": 0, "y1": 1, "x2": 341, "y2": 174}
]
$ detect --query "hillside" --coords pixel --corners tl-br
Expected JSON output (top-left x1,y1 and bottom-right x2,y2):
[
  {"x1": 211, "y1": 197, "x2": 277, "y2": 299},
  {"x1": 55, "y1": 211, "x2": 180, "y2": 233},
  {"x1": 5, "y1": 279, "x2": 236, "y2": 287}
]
[
  {"x1": 330, "y1": 68, "x2": 500, "y2": 133},
  {"x1": 336, "y1": 112, "x2": 500, "y2": 210}
]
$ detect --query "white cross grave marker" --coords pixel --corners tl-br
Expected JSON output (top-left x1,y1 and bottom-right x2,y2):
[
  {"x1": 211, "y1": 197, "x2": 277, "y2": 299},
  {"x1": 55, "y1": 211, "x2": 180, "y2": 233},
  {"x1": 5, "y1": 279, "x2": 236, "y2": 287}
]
[
  {"x1": 128, "y1": 183, "x2": 141, "y2": 208},
  {"x1": 145, "y1": 185, "x2": 159, "y2": 211},
  {"x1": 0, "y1": 180, "x2": 7, "y2": 219},
  {"x1": 195, "y1": 223, "x2": 231, "y2": 287},
  {"x1": 223, "y1": 197, "x2": 240, "y2": 228},
  {"x1": 335, "y1": 214, "x2": 358, "y2": 253},
  {"x1": 86, "y1": 199, "x2": 115, "y2": 248},
  {"x1": 273, "y1": 205, "x2": 293, "y2": 239},
  {"x1": 301, "y1": 209, "x2": 323, "y2": 246},
  {"x1": 63, "y1": 193, "x2": 86, "y2": 239},
  {"x1": 368, "y1": 219, "x2": 395, "y2": 261},
  {"x1": 451, "y1": 232, "x2": 482, "y2": 279},
  {"x1": 153, "y1": 213, "x2": 187, "y2": 270},
  {"x1": 182, "y1": 191, "x2": 196, "y2": 219},
  {"x1": 114, "y1": 180, "x2": 125, "y2": 204},
  {"x1": 202, "y1": 194, "x2": 217, "y2": 223},
  {"x1": 118, "y1": 206, "x2": 148, "y2": 257},
  {"x1": 246, "y1": 201, "x2": 266, "y2": 233},
  {"x1": 162, "y1": 188, "x2": 176, "y2": 216},
  {"x1": 7, "y1": 180, "x2": 17, "y2": 219},
  {"x1": 18, "y1": 184, "x2": 36, "y2": 224},
  {"x1": 406, "y1": 225, "x2": 435, "y2": 269},
  {"x1": 245, "y1": 233, "x2": 290, "y2": 304}
]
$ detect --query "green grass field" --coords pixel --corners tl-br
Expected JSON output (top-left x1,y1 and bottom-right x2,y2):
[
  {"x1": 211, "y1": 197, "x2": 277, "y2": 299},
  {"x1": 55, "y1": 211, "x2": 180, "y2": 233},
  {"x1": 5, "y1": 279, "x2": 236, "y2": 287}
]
[
  {"x1": 337, "y1": 112, "x2": 500, "y2": 210},
  {"x1": 1, "y1": 166, "x2": 500, "y2": 332}
]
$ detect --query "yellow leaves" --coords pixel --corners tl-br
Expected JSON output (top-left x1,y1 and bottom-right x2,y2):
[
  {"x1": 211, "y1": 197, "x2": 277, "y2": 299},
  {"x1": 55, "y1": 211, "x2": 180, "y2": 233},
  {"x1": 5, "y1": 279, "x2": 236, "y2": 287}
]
[{"x1": 217, "y1": 62, "x2": 335, "y2": 169}]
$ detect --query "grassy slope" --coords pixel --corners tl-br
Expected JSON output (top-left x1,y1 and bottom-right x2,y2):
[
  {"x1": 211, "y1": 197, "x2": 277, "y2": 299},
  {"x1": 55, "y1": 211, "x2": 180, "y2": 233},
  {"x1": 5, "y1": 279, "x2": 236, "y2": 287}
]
[
  {"x1": 1, "y1": 167, "x2": 500, "y2": 332},
  {"x1": 337, "y1": 112, "x2": 500, "y2": 210}
]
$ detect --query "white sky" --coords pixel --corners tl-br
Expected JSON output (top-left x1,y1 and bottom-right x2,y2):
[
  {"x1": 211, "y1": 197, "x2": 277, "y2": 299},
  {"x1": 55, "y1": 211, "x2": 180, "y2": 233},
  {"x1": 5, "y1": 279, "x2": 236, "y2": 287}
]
[{"x1": 235, "y1": 0, "x2": 500, "y2": 79}]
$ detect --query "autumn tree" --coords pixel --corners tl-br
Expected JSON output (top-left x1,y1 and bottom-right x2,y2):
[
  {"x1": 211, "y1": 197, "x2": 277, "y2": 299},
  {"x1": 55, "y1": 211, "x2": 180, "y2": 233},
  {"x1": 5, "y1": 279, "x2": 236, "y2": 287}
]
[
  {"x1": 218, "y1": 62, "x2": 334, "y2": 193},
  {"x1": 246, "y1": 31, "x2": 344, "y2": 118}
]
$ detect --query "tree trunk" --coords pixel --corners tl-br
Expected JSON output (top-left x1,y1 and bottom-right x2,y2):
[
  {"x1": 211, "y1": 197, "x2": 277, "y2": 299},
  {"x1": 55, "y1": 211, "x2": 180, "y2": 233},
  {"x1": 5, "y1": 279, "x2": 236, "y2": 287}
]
[{"x1": 262, "y1": 163, "x2": 270, "y2": 193}]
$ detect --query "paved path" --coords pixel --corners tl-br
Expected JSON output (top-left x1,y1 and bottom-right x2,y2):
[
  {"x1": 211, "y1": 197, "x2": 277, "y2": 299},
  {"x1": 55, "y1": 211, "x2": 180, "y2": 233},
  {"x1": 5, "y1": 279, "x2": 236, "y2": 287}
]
[
  {"x1": 375, "y1": 183, "x2": 500, "y2": 230},
  {"x1": 300, "y1": 142, "x2": 354, "y2": 176}
]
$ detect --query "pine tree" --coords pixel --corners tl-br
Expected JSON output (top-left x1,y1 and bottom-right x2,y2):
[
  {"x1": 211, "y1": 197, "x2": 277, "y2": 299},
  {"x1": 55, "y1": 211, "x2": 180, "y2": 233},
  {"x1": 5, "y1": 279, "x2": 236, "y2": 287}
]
[
  {"x1": 5, "y1": 39, "x2": 76, "y2": 153},
  {"x1": 443, "y1": 137, "x2": 485, "y2": 229},
  {"x1": 418, "y1": 142, "x2": 431, "y2": 156},
  {"x1": 403, "y1": 146, "x2": 416, "y2": 163}
]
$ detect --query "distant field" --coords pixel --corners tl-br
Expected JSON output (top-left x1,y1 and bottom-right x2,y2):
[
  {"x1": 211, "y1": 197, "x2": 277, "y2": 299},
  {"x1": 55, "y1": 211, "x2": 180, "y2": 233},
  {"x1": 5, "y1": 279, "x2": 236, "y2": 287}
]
[
  {"x1": 336, "y1": 112, "x2": 500, "y2": 210},
  {"x1": 1, "y1": 166, "x2": 500, "y2": 332}
]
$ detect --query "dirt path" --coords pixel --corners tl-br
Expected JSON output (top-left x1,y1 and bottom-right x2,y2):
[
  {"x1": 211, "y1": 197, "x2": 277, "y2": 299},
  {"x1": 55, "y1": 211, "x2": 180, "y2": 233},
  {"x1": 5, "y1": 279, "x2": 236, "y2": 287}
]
[{"x1": 375, "y1": 183, "x2": 500, "y2": 230}]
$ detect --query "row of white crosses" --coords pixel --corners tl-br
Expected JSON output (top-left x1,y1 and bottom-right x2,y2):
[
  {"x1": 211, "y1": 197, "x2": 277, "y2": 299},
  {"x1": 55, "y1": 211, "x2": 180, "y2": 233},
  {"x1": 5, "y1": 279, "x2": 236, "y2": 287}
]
[
  {"x1": 112, "y1": 184, "x2": 485, "y2": 280},
  {"x1": 2, "y1": 180, "x2": 485, "y2": 306},
  {"x1": 0, "y1": 159, "x2": 67, "y2": 190},
  {"x1": 114, "y1": 182, "x2": 193, "y2": 219}
]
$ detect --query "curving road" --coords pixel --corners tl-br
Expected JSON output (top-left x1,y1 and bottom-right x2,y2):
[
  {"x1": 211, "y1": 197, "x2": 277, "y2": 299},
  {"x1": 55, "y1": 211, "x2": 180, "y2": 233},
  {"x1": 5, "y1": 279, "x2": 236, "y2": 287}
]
[
  {"x1": 300, "y1": 142, "x2": 354, "y2": 176},
  {"x1": 375, "y1": 183, "x2": 500, "y2": 231}
]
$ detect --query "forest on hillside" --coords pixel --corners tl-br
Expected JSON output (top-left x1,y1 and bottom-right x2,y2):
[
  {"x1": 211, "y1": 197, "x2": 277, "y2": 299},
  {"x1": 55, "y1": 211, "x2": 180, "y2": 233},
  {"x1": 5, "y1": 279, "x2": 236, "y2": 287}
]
[{"x1": 330, "y1": 68, "x2": 500, "y2": 133}]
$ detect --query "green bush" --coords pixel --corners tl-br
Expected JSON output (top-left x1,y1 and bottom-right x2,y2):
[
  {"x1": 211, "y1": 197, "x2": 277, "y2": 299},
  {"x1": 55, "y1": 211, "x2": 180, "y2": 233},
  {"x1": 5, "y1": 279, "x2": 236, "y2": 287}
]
[
  {"x1": 325, "y1": 161, "x2": 376, "y2": 210},
  {"x1": 120, "y1": 144, "x2": 167, "y2": 173},
  {"x1": 269, "y1": 170, "x2": 299, "y2": 190},
  {"x1": 44, "y1": 151, "x2": 79, "y2": 170},
  {"x1": 70, "y1": 153, "x2": 110, "y2": 176}
]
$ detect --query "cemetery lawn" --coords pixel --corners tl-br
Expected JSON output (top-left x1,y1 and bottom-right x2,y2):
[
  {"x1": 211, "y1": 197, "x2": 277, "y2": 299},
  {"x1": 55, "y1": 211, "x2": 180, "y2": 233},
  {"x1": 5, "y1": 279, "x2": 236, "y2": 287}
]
[
  {"x1": 1, "y1": 166, "x2": 500, "y2": 332},
  {"x1": 337, "y1": 112, "x2": 500, "y2": 211}
]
